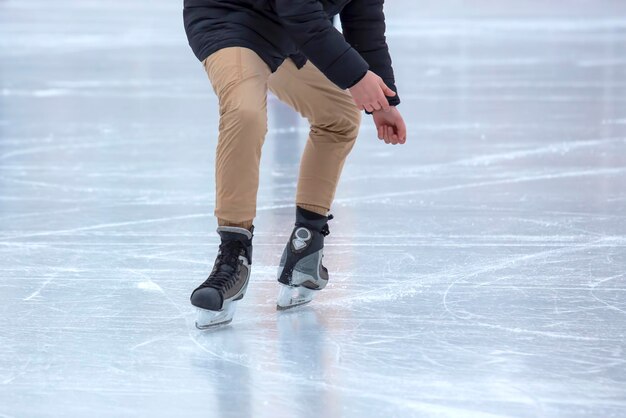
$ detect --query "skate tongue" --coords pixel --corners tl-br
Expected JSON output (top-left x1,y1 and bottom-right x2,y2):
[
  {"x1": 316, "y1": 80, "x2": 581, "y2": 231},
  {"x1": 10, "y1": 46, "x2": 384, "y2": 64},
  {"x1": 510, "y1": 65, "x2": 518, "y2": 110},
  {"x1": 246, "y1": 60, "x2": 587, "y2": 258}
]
[{"x1": 218, "y1": 240, "x2": 243, "y2": 265}]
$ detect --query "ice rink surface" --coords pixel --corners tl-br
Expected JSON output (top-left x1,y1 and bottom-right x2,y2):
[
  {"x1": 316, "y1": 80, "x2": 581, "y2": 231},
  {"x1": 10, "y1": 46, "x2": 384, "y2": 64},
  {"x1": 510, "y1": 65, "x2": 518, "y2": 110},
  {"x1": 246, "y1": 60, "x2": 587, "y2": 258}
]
[{"x1": 1, "y1": 0, "x2": 626, "y2": 417}]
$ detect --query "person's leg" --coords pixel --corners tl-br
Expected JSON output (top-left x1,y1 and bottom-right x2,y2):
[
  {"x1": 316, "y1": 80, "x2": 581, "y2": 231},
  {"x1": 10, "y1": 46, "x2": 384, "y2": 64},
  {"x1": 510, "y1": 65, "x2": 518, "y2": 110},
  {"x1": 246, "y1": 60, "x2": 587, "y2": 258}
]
[
  {"x1": 268, "y1": 59, "x2": 361, "y2": 309},
  {"x1": 191, "y1": 47, "x2": 270, "y2": 328},
  {"x1": 268, "y1": 59, "x2": 362, "y2": 216},
  {"x1": 203, "y1": 47, "x2": 272, "y2": 229}
]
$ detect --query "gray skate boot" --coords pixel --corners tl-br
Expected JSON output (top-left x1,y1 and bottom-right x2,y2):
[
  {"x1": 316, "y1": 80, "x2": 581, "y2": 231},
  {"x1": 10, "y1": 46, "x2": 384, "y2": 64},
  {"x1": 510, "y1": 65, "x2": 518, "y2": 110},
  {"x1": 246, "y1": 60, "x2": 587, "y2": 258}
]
[
  {"x1": 191, "y1": 226, "x2": 253, "y2": 329},
  {"x1": 276, "y1": 207, "x2": 333, "y2": 310}
]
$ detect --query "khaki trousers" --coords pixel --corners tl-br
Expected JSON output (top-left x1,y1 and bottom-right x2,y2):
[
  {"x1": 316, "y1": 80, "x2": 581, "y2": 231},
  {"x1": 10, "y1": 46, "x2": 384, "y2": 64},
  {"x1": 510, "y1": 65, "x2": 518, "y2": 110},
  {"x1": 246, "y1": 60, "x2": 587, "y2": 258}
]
[{"x1": 202, "y1": 47, "x2": 361, "y2": 224}]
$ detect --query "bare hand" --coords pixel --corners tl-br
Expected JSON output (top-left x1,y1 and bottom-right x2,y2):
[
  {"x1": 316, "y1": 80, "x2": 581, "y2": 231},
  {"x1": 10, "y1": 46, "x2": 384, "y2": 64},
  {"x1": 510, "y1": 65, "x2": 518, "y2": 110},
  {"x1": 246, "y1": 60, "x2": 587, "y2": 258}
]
[
  {"x1": 372, "y1": 107, "x2": 407, "y2": 145},
  {"x1": 348, "y1": 71, "x2": 396, "y2": 113}
]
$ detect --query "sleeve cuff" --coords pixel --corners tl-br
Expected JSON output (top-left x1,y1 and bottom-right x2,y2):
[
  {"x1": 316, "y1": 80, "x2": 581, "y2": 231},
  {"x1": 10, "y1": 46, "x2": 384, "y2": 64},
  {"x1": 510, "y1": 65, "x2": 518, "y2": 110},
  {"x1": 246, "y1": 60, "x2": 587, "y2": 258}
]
[{"x1": 322, "y1": 47, "x2": 370, "y2": 90}]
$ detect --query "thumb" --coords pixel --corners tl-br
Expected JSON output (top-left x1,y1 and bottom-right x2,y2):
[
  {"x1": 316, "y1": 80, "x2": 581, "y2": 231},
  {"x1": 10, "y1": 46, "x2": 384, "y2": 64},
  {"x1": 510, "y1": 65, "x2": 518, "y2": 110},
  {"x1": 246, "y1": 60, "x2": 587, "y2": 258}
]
[{"x1": 380, "y1": 81, "x2": 396, "y2": 97}]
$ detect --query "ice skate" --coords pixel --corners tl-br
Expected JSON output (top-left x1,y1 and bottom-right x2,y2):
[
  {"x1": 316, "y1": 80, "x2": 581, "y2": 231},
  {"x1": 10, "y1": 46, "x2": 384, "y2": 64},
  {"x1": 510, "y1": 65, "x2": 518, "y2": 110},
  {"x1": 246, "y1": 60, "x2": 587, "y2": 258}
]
[
  {"x1": 276, "y1": 207, "x2": 333, "y2": 310},
  {"x1": 191, "y1": 226, "x2": 253, "y2": 329}
]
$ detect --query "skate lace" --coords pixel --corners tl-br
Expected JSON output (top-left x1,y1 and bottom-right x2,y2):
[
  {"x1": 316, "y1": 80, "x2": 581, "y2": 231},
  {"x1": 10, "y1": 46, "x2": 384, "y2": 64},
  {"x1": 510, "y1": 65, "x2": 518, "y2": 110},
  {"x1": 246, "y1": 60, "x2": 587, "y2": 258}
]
[
  {"x1": 320, "y1": 214, "x2": 334, "y2": 237},
  {"x1": 201, "y1": 241, "x2": 244, "y2": 293}
]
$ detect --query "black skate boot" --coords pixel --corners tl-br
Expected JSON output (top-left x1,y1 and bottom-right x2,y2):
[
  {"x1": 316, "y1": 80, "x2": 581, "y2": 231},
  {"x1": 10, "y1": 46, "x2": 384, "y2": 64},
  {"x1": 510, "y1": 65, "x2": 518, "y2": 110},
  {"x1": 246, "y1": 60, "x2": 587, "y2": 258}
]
[
  {"x1": 276, "y1": 207, "x2": 333, "y2": 310},
  {"x1": 191, "y1": 226, "x2": 253, "y2": 329}
]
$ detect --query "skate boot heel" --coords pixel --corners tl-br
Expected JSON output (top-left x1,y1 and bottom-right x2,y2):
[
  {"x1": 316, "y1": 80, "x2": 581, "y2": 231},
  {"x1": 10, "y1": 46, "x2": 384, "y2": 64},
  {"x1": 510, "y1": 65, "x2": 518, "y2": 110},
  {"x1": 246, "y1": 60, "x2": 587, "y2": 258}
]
[{"x1": 276, "y1": 207, "x2": 333, "y2": 311}]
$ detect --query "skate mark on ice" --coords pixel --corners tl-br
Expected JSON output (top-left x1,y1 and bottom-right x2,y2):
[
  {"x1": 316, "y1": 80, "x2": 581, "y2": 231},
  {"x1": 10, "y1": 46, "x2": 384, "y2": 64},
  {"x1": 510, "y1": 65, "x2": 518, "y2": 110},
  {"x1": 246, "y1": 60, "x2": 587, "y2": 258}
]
[
  {"x1": 0, "y1": 213, "x2": 211, "y2": 240},
  {"x1": 440, "y1": 250, "x2": 546, "y2": 320},
  {"x1": 473, "y1": 238, "x2": 621, "y2": 287},
  {"x1": 328, "y1": 381, "x2": 509, "y2": 417},
  {"x1": 1, "y1": 359, "x2": 32, "y2": 386},
  {"x1": 590, "y1": 273, "x2": 626, "y2": 315},
  {"x1": 130, "y1": 336, "x2": 171, "y2": 351},
  {"x1": 335, "y1": 167, "x2": 626, "y2": 205},
  {"x1": 328, "y1": 238, "x2": 616, "y2": 309},
  {"x1": 361, "y1": 331, "x2": 424, "y2": 347},
  {"x1": 343, "y1": 137, "x2": 626, "y2": 182},
  {"x1": 0, "y1": 206, "x2": 84, "y2": 222},
  {"x1": 0, "y1": 203, "x2": 300, "y2": 240},
  {"x1": 441, "y1": 239, "x2": 623, "y2": 341},
  {"x1": 470, "y1": 322, "x2": 613, "y2": 342},
  {"x1": 131, "y1": 270, "x2": 189, "y2": 330},
  {"x1": 327, "y1": 238, "x2": 622, "y2": 341},
  {"x1": 188, "y1": 331, "x2": 279, "y2": 374},
  {"x1": 505, "y1": 216, "x2": 605, "y2": 238},
  {"x1": 0, "y1": 138, "x2": 148, "y2": 162},
  {"x1": 137, "y1": 280, "x2": 163, "y2": 292},
  {"x1": 22, "y1": 277, "x2": 55, "y2": 301}
]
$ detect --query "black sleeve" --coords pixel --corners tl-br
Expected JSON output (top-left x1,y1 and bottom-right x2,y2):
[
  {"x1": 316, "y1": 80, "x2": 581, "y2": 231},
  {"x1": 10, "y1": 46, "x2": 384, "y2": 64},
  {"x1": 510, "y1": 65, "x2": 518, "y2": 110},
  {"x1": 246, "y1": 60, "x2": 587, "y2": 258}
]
[
  {"x1": 272, "y1": 0, "x2": 370, "y2": 89},
  {"x1": 340, "y1": 0, "x2": 400, "y2": 107}
]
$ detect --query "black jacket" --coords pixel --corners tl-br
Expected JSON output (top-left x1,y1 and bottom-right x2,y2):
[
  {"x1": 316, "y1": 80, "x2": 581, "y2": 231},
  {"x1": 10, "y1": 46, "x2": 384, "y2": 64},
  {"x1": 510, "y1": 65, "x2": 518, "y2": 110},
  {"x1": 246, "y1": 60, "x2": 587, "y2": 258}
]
[{"x1": 183, "y1": 0, "x2": 400, "y2": 107}]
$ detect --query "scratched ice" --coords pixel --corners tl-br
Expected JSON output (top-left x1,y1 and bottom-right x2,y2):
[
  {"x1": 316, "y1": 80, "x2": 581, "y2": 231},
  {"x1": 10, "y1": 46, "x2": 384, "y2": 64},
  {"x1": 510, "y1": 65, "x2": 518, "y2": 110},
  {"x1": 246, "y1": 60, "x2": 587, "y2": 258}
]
[{"x1": 1, "y1": 0, "x2": 626, "y2": 417}]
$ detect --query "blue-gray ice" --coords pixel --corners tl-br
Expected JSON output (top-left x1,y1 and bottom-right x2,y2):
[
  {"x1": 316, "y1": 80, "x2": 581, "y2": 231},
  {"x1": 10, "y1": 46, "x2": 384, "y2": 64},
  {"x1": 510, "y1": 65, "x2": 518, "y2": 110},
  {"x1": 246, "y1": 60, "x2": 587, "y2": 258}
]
[{"x1": 1, "y1": 0, "x2": 626, "y2": 417}]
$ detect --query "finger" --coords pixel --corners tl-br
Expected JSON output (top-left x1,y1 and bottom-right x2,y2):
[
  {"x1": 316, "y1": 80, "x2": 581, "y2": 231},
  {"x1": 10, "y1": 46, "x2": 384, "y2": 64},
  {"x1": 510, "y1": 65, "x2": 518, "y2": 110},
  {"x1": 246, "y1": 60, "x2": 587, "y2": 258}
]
[
  {"x1": 389, "y1": 128, "x2": 395, "y2": 145},
  {"x1": 376, "y1": 90, "x2": 390, "y2": 112},
  {"x1": 365, "y1": 104, "x2": 375, "y2": 113},
  {"x1": 384, "y1": 126, "x2": 391, "y2": 144},
  {"x1": 380, "y1": 99, "x2": 390, "y2": 112},
  {"x1": 397, "y1": 119, "x2": 407, "y2": 144},
  {"x1": 377, "y1": 125, "x2": 384, "y2": 140},
  {"x1": 371, "y1": 101, "x2": 382, "y2": 112},
  {"x1": 390, "y1": 127, "x2": 398, "y2": 145},
  {"x1": 381, "y1": 82, "x2": 396, "y2": 97}
]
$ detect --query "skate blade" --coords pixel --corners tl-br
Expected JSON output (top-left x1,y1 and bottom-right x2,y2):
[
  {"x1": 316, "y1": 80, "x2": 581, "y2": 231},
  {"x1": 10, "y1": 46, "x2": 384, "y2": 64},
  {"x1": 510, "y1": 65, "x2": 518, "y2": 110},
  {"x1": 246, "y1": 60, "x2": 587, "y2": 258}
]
[
  {"x1": 276, "y1": 284, "x2": 315, "y2": 311},
  {"x1": 195, "y1": 303, "x2": 237, "y2": 330}
]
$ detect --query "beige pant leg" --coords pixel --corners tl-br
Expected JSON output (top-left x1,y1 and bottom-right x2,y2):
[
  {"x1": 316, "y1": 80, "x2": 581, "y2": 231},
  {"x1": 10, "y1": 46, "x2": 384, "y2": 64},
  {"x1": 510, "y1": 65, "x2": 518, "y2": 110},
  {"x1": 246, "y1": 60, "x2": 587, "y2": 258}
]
[
  {"x1": 268, "y1": 59, "x2": 361, "y2": 214},
  {"x1": 203, "y1": 47, "x2": 271, "y2": 224}
]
